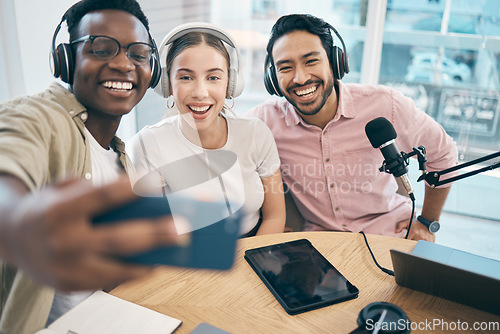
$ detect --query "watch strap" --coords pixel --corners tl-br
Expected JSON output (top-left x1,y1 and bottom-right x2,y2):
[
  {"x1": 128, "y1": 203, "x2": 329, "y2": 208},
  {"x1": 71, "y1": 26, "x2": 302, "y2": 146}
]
[{"x1": 417, "y1": 215, "x2": 440, "y2": 233}]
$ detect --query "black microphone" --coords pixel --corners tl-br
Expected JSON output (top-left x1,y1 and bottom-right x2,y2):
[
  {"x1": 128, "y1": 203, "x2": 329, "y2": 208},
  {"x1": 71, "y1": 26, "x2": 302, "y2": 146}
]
[{"x1": 365, "y1": 117, "x2": 415, "y2": 201}]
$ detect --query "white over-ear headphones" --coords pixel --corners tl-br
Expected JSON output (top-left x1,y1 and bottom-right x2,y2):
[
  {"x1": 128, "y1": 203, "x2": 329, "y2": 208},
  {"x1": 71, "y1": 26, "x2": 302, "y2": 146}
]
[{"x1": 154, "y1": 22, "x2": 244, "y2": 99}]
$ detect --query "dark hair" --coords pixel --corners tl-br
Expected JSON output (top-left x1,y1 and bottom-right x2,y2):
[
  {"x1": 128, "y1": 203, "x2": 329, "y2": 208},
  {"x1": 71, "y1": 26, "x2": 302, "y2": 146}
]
[
  {"x1": 266, "y1": 14, "x2": 334, "y2": 66},
  {"x1": 166, "y1": 32, "x2": 230, "y2": 79},
  {"x1": 65, "y1": 0, "x2": 150, "y2": 40}
]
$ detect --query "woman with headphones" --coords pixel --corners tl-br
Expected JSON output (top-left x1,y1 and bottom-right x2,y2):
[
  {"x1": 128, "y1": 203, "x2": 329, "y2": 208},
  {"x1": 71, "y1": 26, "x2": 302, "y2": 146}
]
[{"x1": 128, "y1": 23, "x2": 286, "y2": 237}]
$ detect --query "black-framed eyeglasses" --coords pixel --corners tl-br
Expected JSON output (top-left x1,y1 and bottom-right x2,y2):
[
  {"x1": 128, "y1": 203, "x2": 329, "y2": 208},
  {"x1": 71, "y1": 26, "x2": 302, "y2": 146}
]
[{"x1": 70, "y1": 35, "x2": 154, "y2": 66}]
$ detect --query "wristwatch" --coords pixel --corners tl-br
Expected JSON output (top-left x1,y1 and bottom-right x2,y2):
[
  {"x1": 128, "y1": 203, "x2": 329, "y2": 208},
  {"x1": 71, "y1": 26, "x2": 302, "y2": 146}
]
[{"x1": 417, "y1": 215, "x2": 440, "y2": 233}]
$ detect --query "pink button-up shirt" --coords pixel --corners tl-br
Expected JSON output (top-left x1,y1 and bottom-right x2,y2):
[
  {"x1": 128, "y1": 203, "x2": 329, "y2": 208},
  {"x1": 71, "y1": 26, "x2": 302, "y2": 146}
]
[{"x1": 247, "y1": 81, "x2": 458, "y2": 237}]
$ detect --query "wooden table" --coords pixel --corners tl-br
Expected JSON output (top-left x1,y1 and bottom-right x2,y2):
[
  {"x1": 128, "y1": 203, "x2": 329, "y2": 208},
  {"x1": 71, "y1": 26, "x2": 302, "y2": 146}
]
[{"x1": 111, "y1": 232, "x2": 500, "y2": 333}]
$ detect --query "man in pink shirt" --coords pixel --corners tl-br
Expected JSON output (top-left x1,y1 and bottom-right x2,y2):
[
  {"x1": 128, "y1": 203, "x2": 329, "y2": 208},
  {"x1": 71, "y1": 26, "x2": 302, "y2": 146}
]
[{"x1": 246, "y1": 14, "x2": 458, "y2": 241}]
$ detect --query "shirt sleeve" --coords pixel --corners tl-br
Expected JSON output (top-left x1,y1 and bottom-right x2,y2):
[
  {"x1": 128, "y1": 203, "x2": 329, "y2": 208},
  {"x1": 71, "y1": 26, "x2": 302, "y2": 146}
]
[
  {"x1": 252, "y1": 119, "x2": 281, "y2": 179},
  {"x1": 391, "y1": 89, "x2": 459, "y2": 187},
  {"x1": 0, "y1": 100, "x2": 57, "y2": 191},
  {"x1": 126, "y1": 129, "x2": 165, "y2": 196}
]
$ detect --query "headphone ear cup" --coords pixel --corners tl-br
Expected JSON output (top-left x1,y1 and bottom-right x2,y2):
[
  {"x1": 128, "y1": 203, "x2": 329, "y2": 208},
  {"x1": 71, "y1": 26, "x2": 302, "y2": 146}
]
[
  {"x1": 227, "y1": 68, "x2": 236, "y2": 98},
  {"x1": 50, "y1": 47, "x2": 61, "y2": 79},
  {"x1": 227, "y1": 68, "x2": 244, "y2": 98},
  {"x1": 342, "y1": 49, "x2": 350, "y2": 76},
  {"x1": 149, "y1": 56, "x2": 161, "y2": 88},
  {"x1": 263, "y1": 55, "x2": 282, "y2": 96},
  {"x1": 154, "y1": 67, "x2": 170, "y2": 98},
  {"x1": 331, "y1": 45, "x2": 345, "y2": 80},
  {"x1": 55, "y1": 43, "x2": 74, "y2": 84}
]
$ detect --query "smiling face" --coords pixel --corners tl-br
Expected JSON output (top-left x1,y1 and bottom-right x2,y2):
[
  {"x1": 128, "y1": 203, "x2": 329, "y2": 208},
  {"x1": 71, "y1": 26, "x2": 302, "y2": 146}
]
[
  {"x1": 71, "y1": 9, "x2": 152, "y2": 122},
  {"x1": 169, "y1": 42, "x2": 229, "y2": 132},
  {"x1": 272, "y1": 30, "x2": 336, "y2": 118}
]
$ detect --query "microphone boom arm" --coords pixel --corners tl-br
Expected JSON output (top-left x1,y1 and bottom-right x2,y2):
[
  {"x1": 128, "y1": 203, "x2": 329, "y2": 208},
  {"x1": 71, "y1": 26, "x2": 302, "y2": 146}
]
[{"x1": 418, "y1": 151, "x2": 500, "y2": 188}]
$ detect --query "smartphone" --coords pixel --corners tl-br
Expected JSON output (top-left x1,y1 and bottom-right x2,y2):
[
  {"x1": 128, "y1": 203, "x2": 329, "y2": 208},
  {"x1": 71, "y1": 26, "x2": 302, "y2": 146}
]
[
  {"x1": 92, "y1": 195, "x2": 242, "y2": 270},
  {"x1": 245, "y1": 239, "x2": 359, "y2": 315}
]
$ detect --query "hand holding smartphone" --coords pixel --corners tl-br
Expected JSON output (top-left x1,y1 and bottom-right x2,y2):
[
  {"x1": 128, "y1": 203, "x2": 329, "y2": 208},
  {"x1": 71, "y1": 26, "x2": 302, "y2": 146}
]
[{"x1": 92, "y1": 195, "x2": 242, "y2": 270}]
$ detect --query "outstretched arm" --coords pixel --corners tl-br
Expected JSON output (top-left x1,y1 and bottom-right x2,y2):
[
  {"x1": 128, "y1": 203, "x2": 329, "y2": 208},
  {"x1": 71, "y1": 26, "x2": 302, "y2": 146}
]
[{"x1": 0, "y1": 173, "x2": 185, "y2": 291}]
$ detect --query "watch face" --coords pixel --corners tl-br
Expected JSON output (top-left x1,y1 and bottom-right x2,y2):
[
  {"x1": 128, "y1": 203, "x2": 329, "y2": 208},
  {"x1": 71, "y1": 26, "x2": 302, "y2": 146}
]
[{"x1": 429, "y1": 222, "x2": 440, "y2": 233}]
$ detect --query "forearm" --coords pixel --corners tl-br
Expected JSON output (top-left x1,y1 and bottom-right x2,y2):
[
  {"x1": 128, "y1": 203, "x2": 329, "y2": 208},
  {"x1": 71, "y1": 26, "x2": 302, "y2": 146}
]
[
  {"x1": 256, "y1": 217, "x2": 285, "y2": 235},
  {"x1": 0, "y1": 174, "x2": 29, "y2": 264},
  {"x1": 257, "y1": 171, "x2": 286, "y2": 235},
  {"x1": 0, "y1": 175, "x2": 186, "y2": 291},
  {"x1": 420, "y1": 184, "x2": 451, "y2": 221}
]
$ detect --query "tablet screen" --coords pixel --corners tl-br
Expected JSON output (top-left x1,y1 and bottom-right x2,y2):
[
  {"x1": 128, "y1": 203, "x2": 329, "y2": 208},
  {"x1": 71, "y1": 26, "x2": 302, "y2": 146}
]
[{"x1": 245, "y1": 239, "x2": 358, "y2": 314}]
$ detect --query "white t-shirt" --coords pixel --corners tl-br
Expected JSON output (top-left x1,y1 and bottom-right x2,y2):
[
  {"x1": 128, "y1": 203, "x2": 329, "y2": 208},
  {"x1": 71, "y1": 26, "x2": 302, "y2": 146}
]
[
  {"x1": 85, "y1": 128, "x2": 123, "y2": 186},
  {"x1": 47, "y1": 128, "x2": 122, "y2": 326},
  {"x1": 127, "y1": 114, "x2": 280, "y2": 234}
]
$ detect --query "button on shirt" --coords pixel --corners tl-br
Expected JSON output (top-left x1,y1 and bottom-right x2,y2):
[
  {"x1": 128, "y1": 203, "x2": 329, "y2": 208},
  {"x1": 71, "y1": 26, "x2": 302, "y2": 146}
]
[{"x1": 247, "y1": 81, "x2": 458, "y2": 237}]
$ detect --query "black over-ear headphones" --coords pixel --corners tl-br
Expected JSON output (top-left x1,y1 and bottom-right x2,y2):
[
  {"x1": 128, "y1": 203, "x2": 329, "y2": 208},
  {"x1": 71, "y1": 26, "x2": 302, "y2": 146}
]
[
  {"x1": 263, "y1": 23, "x2": 349, "y2": 96},
  {"x1": 49, "y1": 13, "x2": 161, "y2": 88}
]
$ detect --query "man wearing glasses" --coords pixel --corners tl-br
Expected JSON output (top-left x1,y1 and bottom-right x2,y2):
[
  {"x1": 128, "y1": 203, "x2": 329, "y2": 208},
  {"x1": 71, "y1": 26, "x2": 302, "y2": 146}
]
[{"x1": 0, "y1": 1, "x2": 182, "y2": 333}]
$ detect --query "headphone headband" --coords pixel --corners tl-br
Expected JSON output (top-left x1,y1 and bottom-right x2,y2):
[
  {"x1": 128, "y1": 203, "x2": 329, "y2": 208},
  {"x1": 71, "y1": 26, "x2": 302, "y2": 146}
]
[
  {"x1": 154, "y1": 22, "x2": 244, "y2": 98},
  {"x1": 328, "y1": 24, "x2": 349, "y2": 70},
  {"x1": 159, "y1": 23, "x2": 239, "y2": 52},
  {"x1": 51, "y1": 15, "x2": 66, "y2": 55}
]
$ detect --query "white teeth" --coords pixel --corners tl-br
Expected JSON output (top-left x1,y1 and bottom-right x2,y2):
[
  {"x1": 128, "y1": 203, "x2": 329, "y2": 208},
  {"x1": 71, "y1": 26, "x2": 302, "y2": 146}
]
[
  {"x1": 189, "y1": 105, "x2": 210, "y2": 112},
  {"x1": 296, "y1": 86, "x2": 317, "y2": 96},
  {"x1": 102, "y1": 81, "x2": 133, "y2": 90}
]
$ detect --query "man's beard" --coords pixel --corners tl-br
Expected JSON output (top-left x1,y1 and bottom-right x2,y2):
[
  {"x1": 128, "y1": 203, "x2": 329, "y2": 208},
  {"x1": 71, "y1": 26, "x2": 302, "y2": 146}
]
[{"x1": 285, "y1": 76, "x2": 334, "y2": 116}]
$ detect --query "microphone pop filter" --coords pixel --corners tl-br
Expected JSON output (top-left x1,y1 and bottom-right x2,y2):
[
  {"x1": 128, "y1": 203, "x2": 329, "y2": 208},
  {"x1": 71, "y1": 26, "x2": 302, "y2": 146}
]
[{"x1": 365, "y1": 117, "x2": 397, "y2": 148}]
